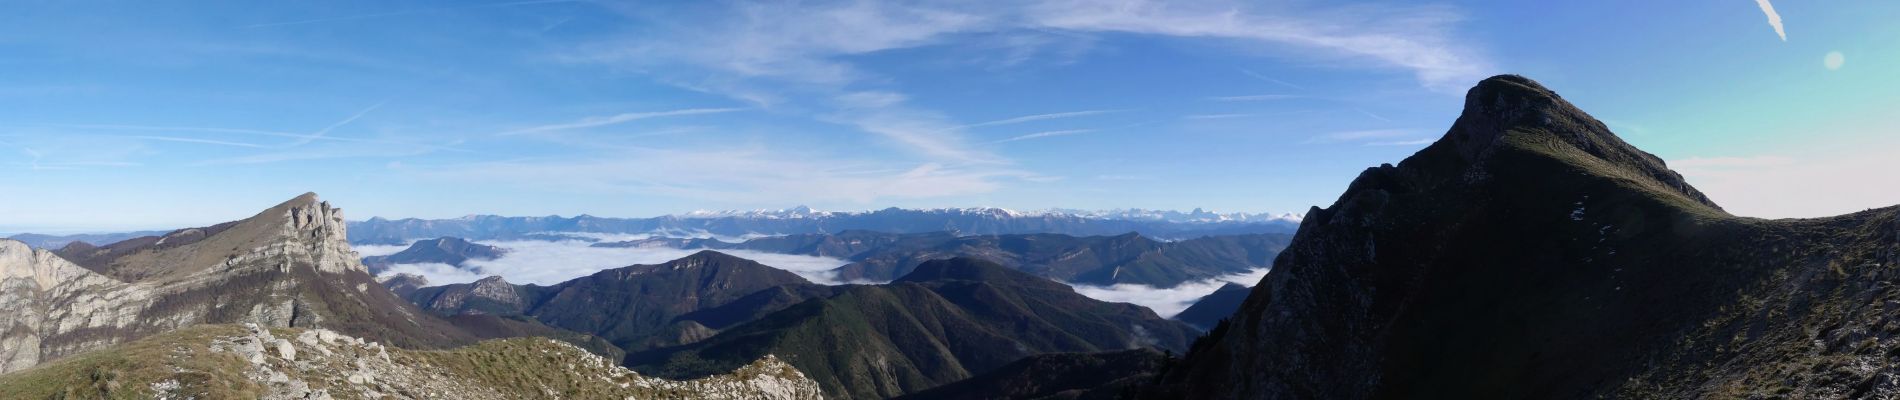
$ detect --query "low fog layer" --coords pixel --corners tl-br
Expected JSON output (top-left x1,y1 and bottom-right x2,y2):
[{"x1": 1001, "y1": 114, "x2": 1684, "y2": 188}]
[
  {"x1": 374, "y1": 237, "x2": 851, "y2": 286},
  {"x1": 1068, "y1": 268, "x2": 1268, "y2": 318},
  {"x1": 365, "y1": 233, "x2": 1264, "y2": 318}
]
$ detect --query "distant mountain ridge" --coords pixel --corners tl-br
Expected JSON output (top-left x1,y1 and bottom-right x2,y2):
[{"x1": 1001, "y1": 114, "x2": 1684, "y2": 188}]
[
  {"x1": 345, "y1": 207, "x2": 1299, "y2": 245},
  {"x1": 629, "y1": 257, "x2": 1199, "y2": 399},
  {"x1": 595, "y1": 230, "x2": 1292, "y2": 287},
  {"x1": 676, "y1": 206, "x2": 1302, "y2": 224},
  {"x1": 3, "y1": 230, "x2": 167, "y2": 250}
]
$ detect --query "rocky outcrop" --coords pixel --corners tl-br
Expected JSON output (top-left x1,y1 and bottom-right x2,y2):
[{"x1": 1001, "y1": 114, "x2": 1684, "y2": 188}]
[
  {"x1": 408, "y1": 276, "x2": 527, "y2": 316},
  {"x1": 0, "y1": 240, "x2": 151, "y2": 372},
  {"x1": 0, "y1": 193, "x2": 475, "y2": 374},
  {"x1": 376, "y1": 273, "x2": 429, "y2": 297}
]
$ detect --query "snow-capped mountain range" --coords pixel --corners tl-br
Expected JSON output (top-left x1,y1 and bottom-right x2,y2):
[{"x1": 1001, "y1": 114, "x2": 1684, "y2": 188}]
[{"x1": 675, "y1": 206, "x2": 1302, "y2": 224}]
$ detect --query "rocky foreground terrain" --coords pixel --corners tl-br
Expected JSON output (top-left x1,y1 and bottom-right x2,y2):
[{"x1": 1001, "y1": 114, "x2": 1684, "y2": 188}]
[{"x1": 0, "y1": 323, "x2": 823, "y2": 399}]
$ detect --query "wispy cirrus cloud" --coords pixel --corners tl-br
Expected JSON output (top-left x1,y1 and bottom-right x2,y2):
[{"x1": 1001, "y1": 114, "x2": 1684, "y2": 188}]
[
  {"x1": 566, "y1": 0, "x2": 1492, "y2": 167},
  {"x1": 1029, "y1": 0, "x2": 1493, "y2": 91}
]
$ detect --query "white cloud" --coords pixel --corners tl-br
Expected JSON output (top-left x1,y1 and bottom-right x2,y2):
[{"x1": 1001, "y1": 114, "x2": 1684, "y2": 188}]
[
  {"x1": 382, "y1": 262, "x2": 485, "y2": 285},
  {"x1": 376, "y1": 238, "x2": 851, "y2": 286},
  {"x1": 827, "y1": 101, "x2": 1005, "y2": 164},
  {"x1": 1755, "y1": 0, "x2": 1787, "y2": 41},
  {"x1": 498, "y1": 108, "x2": 745, "y2": 136},
  {"x1": 1066, "y1": 267, "x2": 1267, "y2": 318},
  {"x1": 1825, "y1": 51, "x2": 1845, "y2": 70},
  {"x1": 1029, "y1": 0, "x2": 1492, "y2": 91},
  {"x1": 561, "y1": 0, "x2": 1492, "y2": 182}
]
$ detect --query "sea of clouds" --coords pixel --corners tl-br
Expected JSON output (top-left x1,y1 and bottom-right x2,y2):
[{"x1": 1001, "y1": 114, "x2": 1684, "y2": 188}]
[
  {"x1": 372, "y1": 235, "x2": 851, "y2": 286},
  {"x1": 1066, "y1": 268, "x2": 1269, "y2": 319},
  {"x1": 365, "y1": 232, "x2": 1264, "y2": 319}
]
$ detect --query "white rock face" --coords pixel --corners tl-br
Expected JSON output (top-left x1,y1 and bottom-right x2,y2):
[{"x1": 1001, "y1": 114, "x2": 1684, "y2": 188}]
[
  {"x1": 0, "y1": 193, "x2": 389, "y2": 373},
  {"x1": 0, "y1": 240, "x2": 153, "y2": 373}
]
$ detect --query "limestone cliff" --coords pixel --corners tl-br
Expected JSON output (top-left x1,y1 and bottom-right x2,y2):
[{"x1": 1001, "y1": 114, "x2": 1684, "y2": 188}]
[{"x1": 1, "y1": 193, "x2": 474, "y2": 373}]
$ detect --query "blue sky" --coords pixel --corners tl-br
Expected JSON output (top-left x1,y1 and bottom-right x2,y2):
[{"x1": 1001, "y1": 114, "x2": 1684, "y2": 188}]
[{"x1": 1, "y1": 0, "x2": 1895, "y2": 232}]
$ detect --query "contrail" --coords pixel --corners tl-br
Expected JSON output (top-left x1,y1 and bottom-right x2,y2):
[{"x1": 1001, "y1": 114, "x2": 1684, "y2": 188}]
[
  {"x1": 288, "y1": 100, "x2": 389, "y2": 147},
  {"x1": 498, "y1": 108, "x2": 745, "y2": 136},
  {"x1": 244, "y1": 0, "x2": 581, "y2": 28},
  {"x1": 1755, "y1": 0, "x2": 1786, "y2": 41}
]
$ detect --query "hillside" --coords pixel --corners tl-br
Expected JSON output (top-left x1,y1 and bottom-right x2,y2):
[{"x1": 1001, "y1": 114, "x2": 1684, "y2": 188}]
[
  {"x1": 1146, "y1": 75, "x2": 1900, "y2": 398},
  {"x1": 404, "y1": 250, "x2": 830, "y2": 353},
  {"x1": 630, "y1": 257, "x2": 1198, "y2": 399},
  {"x1": 361, "y1": 237, "x2": 506, "y2": 275},
  {"x1": 1171, "y1": 283, "x2": 1251, "y2": 331},
  {"x1": 0, "y1": 324, "x2": 822, "y2": 400}
]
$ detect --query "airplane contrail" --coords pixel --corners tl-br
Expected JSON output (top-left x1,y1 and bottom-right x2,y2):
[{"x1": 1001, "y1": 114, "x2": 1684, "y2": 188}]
[{"x1": 1755, "y1": 0, "x2": 1786, "y2": 41}]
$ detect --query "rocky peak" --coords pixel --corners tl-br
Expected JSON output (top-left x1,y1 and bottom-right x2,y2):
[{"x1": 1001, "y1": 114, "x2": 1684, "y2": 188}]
[
  {"x1": 466, "y1": 276, "x2": 522, "y2": 305},
  {"x1": 1439, "y1": 75, "x2": 1720, "y2": 210},
  {"x1": 270, "y1": 192, "x2": 351, "y2": 247}
]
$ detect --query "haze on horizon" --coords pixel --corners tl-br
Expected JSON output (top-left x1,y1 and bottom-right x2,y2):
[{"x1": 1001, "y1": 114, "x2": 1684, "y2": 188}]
[{"x1": 2, "y1": 0, "x2": 1896, "y2": 232}]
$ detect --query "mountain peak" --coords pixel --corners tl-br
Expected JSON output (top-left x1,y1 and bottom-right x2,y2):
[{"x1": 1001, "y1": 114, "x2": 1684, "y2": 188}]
[
  {"x1": 1433, "y1": 74, "x2": 1721, "y2": 210},
  {"x1": 893, "y1": 257, "x2": 1065, "y2": 292},
  {"x1": 677, "y1": 250, "x2": 747, "y2": 266}
]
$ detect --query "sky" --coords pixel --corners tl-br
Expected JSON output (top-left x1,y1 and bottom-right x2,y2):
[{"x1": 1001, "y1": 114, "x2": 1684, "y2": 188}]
[{"x1": 1, "y1": 0, "x2": 1896, "y2": 232}]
